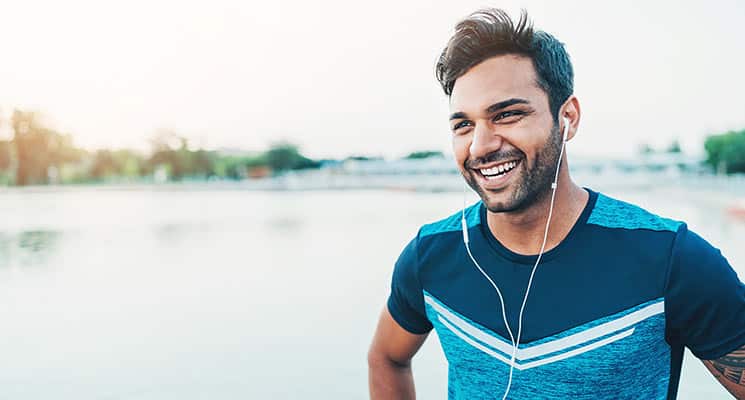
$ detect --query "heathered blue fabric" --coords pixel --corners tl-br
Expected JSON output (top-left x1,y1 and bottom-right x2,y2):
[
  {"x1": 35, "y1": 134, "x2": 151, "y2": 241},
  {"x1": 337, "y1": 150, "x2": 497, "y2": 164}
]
[
  {"x1": 385, "y1": 188, "x2": 745, "y2": 399},
  {"x1": 587, "y1": 193, "x2": 682, "y2": 232},
  {"x1": 420, "y1": 201, "x2": 480, "y2": 238},
  {"x1": 424, "y1": 292, "x2": 670, "y2": 399}
]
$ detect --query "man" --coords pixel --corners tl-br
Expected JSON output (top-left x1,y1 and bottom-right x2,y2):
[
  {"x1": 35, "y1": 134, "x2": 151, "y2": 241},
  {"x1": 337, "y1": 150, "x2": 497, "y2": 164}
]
[{"x1": 367, "y1": 8, "x2": 745, "y2": 400}]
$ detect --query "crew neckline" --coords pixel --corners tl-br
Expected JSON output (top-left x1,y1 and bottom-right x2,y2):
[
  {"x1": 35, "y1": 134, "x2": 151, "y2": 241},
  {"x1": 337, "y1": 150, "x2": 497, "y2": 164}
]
[{"x1": 477, "y1": 188, "x2": 598, "y2": 265}]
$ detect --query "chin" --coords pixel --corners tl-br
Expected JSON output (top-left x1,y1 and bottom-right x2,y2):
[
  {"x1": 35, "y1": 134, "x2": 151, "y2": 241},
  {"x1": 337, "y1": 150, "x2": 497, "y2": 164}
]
[
  {"x1": 461, "y1": 160, "x2": 529, "y2": 213},
  {"x1": 465, "y1": 176, "x2": 520, "y2": 213},
  {"x1": 482, "y1": 193, "x2": 522, "y2": 213}
]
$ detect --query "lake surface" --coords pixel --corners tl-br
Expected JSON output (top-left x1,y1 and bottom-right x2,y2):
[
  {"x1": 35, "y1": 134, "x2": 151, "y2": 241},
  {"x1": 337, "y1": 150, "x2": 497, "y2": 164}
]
[{"x1": 0, "y1": 183, "x2": 743, "y2": 399}]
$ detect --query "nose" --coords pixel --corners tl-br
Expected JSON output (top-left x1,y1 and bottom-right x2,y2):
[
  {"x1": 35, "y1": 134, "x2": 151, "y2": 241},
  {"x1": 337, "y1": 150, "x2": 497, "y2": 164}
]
[{"x1": 469, "y1": 121, "x2": 503, "y2": 161}]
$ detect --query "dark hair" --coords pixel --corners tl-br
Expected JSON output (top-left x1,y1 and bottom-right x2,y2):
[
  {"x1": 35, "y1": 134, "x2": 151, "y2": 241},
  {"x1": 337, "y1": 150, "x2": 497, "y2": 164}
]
[{"x1": 435, "y1": 9, "x2": 574, "y2": 120}]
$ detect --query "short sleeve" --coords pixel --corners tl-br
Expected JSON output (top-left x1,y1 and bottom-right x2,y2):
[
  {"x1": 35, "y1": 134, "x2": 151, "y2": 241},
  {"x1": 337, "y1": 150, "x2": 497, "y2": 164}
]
[
  {"x1": 386, "y1": 234, "x2": 433, "y2": 335},
  {"x1": 664, "y1": 223, "x2": 745, "y2": 359}
]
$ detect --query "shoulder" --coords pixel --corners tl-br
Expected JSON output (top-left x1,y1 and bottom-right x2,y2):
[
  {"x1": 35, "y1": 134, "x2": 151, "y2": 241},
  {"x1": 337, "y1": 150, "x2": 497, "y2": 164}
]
[
  {"x1": 394, "y1": 202, "x2": 480, "y2": 281},
  {"x1": 419, "y1": 201, "x2": 481, "y2": 239},
  {"x1": 669, "y1": 224, "x2": 730, "y2": 272},
  {"x1": 587, "y1": 191, "x2": 682, "y2": 233}
]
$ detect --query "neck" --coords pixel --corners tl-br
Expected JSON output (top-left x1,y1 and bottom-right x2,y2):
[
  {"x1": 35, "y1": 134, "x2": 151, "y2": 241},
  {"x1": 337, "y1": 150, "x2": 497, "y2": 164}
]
[{"x1": 486, "y1": 171, "x2": 588, "y2": 256}]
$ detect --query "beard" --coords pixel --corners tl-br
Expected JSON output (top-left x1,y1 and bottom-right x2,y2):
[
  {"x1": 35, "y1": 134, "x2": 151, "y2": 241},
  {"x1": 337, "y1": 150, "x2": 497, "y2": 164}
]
[{"x1": 462, "y1": 122, "x2": 563, "y2": 213}]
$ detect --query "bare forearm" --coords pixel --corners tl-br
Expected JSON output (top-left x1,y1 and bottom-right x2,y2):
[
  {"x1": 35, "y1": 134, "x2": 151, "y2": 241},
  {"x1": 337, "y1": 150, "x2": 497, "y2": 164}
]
[
  {"x1": 367, "y1": 307, "x2": 429, "y2": 399},
  {"x1": 703, "y1": 345, "x2": 745, "y2": 399},
  {"x1": 368, "y1": 357, "x2": 417, "y2": 400}
]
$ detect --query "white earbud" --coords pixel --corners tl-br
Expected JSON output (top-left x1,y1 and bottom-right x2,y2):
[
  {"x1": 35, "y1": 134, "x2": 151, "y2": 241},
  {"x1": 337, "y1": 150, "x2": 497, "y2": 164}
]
[{"x1": 562, "y1": 116, "x2": 570, "y2": 142}]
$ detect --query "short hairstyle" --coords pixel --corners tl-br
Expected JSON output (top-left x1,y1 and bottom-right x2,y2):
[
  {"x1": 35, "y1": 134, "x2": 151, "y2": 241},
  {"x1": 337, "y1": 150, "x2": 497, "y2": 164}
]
[{"x1": 435, "y1": 8, "x2": 574, "y2": 120}]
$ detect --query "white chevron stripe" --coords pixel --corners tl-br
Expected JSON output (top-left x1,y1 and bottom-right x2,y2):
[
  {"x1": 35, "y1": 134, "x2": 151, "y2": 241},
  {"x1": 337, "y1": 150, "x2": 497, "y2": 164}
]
[
  {"x1": 424, "y1": 294, "x2": 663, "y2": 361},
  {"x1": 439, "y1": 315, "x2": 635, "y2": 370},
  {"x1": 438, "y1": 316, "x2": 514, "y2": 365},
  {"x1": 520, "y1": 328, "x2": 634, "y2": 369}
]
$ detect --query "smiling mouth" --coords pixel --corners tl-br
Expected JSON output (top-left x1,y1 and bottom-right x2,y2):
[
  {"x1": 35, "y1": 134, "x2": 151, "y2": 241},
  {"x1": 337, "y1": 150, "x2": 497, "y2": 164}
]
[{"x1": 474, "y1": 159, "x2": 520, "y2": 180}]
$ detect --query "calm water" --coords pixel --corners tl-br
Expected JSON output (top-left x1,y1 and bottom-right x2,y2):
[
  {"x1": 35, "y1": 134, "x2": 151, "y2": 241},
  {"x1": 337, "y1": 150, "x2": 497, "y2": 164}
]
[{"x1": 0, "y1": 184, "x2": 743, "y2": 399}]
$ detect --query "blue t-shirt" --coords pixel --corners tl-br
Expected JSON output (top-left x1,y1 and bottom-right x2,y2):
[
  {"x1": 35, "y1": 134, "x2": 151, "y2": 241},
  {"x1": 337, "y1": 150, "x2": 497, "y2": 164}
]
[{"x1": 387, "y1": 189, "x2": 745, "y2": 399}]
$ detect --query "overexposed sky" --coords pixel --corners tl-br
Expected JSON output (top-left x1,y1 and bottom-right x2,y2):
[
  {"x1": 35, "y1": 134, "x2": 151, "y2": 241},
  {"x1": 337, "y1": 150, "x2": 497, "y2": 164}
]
[{"x1": 0, "y1": 0, "x2": 743, "y2": 159}]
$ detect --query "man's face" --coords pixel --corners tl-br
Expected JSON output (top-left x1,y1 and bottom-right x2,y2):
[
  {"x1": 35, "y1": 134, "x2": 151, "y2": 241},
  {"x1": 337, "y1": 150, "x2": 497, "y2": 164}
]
[{"x1": 449, "y1": 55, "x2": 562, "y2": 213}]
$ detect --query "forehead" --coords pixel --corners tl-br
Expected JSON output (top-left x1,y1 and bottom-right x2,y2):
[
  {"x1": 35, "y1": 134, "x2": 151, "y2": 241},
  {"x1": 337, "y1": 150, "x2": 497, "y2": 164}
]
[{"x1": 449, "y1": 55, "x2": 545, "y2": 114}]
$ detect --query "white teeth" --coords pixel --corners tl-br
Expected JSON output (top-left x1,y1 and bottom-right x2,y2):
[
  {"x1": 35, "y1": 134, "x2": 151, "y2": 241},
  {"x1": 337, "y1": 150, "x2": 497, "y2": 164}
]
[{"x1": 479, "y1": 161, "x2": 518, "y2": 177}]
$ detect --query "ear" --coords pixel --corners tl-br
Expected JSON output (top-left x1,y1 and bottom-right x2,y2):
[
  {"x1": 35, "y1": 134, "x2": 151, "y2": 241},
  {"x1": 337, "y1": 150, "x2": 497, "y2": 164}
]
[{"x1": 559, "y1": 95, "x2": 581, "y2": 142}]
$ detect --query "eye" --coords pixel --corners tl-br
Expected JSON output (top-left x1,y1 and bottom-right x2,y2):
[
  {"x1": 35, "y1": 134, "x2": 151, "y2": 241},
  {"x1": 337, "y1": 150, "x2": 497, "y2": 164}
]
[
  {"x1": 452, "y1": 120, "x2": 473, "y2": 133},
  {"x1": 492, "y1": 110, "x2": 525, "y2": 123}
]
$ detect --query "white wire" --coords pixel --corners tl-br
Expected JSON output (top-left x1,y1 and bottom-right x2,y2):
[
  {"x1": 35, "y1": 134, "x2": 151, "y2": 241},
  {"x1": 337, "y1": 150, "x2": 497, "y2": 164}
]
[
  {"x1": 462, "y1": 130, "x2": 567, "y2": 400},
  {"x1": 508, "y1": 136, "x2": 566, "y2": 398},
  {"x1": 463, "y1": 187, "x2": 516, "y2": 349}
]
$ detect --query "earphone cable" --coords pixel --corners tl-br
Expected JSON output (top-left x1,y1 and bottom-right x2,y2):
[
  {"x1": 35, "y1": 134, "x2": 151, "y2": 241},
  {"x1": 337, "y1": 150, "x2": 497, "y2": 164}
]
[{"x1": 461, "y1": 119, "x2": 569, "y2": 399}]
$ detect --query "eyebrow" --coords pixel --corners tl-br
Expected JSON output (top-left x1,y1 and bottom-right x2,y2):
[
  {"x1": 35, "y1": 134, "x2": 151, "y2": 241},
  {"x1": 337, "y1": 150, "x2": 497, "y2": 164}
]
[{"x1": 449, "y1": 98, "x2": 531, "y2": 121}]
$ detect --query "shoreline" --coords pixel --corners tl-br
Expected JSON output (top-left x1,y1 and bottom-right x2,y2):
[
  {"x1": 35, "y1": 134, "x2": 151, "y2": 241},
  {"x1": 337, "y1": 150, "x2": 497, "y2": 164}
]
[{"x1": 0, "y1": 171, "x2": 743, "y2": 198}]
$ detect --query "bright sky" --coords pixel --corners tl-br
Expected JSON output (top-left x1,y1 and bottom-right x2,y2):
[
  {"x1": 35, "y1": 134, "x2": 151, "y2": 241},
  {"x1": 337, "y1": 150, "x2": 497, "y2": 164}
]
[{"x1": 0, "y1": 0, "x2": 743, "y2": 159}]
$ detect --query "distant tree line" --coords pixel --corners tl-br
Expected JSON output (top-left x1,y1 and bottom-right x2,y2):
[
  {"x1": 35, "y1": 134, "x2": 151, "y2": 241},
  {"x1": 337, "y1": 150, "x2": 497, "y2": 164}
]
[
  {"x1": 405, "y1": 150, "x2": 444, "y2": 159},
  {"x1": 638, "y1": 132, "x2": 745, "y2": 175},
  {"x1": 637, "y1": 139, "x2": 682, "y2": 155},
  {"x1": 0, "y1": 110, "x2": 321, "y2": 186},
  {"x1": 7, "y1": 107, "x2": 738, "y2": 186},
  {"x1": 704, "y1": 129, "x2": 745, "y2": 174}
]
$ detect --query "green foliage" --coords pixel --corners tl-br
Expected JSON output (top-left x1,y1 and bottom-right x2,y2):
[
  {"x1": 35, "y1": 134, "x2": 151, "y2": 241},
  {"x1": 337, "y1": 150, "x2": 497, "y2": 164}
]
[
  {"x1": 666, "y1": 140, "x2": 682, "y2": 153},
  {"x1": 637, "y1": 143, "x2": 654, "y2": 155},
  {"x1": 88, "y1": 149, "x2": 146, "y2": 181},
  {"x1": 244, "y1": 154, "x2": 267, "y2": 169},
  {"x1": 704, "y1": 129, "x2": 745, "y2": 174},
  {"x1": 2, "y1": 110, "x2": 324, "y2": 185},
  {"x1": 147, "y1": 135, "x2": 217, "y2": 180},
  {"x1": 346, "y1": 155, "x2": 382, "y2": 161},
  {"x1": 265, "y1": 143, "x2": 319, "y2": 172},
  {"x1": 213, "y1": 156, "x2": 252, "y2": 179},
  {"x1": 405, "y1": 150, "x2": 444, "y2": 159}
]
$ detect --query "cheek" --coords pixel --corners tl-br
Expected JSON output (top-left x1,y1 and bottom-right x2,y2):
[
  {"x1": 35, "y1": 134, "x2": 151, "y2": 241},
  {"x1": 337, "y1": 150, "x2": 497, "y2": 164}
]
[{"x1": 452, "y1": 135, "x2": 471, "y2": 166}]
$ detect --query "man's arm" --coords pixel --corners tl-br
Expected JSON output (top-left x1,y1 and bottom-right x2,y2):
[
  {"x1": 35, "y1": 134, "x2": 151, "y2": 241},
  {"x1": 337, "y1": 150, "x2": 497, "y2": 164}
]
[
  {"x1": 702, "y1": 345, "x2": 745, "y2": 399},
  {"x1": 368, "y1": 306, "x2": 429, "y2": 400}
]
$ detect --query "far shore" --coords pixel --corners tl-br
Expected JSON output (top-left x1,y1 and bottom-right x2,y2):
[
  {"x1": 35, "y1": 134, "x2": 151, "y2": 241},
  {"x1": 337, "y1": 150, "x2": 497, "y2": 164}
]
[{"x1": 0, "y1": 171, "x2": 743, "y2": 201}]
